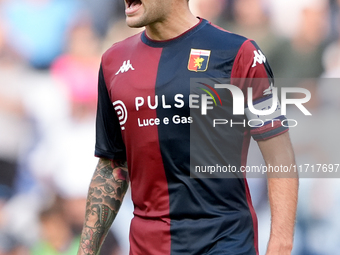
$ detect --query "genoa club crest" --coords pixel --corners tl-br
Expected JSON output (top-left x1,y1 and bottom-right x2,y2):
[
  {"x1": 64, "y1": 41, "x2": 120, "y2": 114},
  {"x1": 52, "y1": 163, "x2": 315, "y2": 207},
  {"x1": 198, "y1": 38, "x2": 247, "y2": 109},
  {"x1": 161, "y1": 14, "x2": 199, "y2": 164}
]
[{"x1": 188, "y1": 49, "x2": 211, "y2": 72}]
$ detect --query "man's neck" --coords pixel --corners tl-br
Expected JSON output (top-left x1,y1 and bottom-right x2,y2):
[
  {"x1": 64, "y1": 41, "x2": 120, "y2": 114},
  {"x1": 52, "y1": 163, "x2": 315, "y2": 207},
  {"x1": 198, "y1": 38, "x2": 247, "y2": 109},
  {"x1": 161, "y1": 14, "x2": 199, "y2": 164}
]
[{"x1": 145, "y1": 10, "x2": 199, "y2": 41}]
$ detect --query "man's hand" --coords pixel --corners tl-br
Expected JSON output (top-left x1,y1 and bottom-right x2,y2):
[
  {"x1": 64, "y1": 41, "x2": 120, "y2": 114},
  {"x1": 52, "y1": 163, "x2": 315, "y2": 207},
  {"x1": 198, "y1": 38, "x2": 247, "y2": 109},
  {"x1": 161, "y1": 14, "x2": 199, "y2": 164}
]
[
  {"x1": 77, "y1": 158, "x2": 129, "y2": 255},
  {"x1": 257, "y1": 132, "x2": 298, "y2": 255}
]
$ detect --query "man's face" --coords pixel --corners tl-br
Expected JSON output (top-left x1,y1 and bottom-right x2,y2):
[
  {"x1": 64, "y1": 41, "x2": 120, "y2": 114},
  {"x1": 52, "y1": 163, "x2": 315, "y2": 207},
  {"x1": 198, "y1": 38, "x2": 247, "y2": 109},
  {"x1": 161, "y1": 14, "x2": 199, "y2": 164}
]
[{"x1": 124, "y1": 0, "x2": 170, "y2": 28}]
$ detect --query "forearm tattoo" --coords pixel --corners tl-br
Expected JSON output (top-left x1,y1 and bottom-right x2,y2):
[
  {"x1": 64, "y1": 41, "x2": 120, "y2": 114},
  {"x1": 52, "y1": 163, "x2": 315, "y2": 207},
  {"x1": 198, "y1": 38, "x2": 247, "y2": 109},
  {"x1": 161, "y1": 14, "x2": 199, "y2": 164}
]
[{"x1": 79, "y1": 159, "x2": 129, "y2": 255}]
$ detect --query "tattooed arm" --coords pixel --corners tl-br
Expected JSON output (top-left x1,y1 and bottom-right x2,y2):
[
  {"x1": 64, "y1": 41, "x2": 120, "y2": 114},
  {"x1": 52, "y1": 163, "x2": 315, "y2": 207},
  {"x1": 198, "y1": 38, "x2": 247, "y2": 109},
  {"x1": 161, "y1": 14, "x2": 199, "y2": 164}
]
[{"x1": 77, "y1": 158, "x2": 129, "y2": 255}]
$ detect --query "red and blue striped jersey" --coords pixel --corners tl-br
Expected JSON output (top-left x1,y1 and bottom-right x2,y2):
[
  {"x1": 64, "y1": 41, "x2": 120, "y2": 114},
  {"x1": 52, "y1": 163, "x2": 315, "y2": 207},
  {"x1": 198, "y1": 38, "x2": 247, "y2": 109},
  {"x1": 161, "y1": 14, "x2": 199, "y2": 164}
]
[{"x1": 95, "y1": 19, "x2": 288, "y2": 255}]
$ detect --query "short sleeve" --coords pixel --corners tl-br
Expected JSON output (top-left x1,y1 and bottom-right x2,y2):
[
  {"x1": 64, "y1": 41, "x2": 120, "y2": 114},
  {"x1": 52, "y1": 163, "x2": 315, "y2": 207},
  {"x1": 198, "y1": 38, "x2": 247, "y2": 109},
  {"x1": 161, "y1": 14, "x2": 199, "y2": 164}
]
[
  {"x1": 95, "y1": 65, "x2": 126, "y2": 160},
  {"x1": 231, "y1": 40, "x2": 288, "y2": 141}
]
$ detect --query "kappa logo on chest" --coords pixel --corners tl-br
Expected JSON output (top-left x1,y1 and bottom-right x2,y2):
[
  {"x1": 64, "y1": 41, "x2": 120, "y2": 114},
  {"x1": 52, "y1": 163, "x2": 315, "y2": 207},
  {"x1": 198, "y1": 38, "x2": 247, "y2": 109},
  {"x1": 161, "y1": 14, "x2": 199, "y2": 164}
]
[{"x1": 116, "y1": 60, "x2": 135, "y2": 75}]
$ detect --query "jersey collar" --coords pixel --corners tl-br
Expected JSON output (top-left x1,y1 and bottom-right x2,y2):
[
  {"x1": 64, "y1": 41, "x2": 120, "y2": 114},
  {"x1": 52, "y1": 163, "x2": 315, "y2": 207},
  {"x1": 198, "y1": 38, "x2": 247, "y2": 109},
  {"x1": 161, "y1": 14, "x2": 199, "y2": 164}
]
[{"x1": 141, "y1": 18, "x2": 208, "y2": 48}]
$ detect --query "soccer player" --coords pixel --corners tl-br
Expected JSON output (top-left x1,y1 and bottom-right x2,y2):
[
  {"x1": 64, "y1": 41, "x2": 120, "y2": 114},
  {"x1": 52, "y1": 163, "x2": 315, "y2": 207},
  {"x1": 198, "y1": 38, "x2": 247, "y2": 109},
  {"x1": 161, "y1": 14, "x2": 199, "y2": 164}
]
[{"x1": 77, "y1": 0, "x2": 298, "y2": 254}]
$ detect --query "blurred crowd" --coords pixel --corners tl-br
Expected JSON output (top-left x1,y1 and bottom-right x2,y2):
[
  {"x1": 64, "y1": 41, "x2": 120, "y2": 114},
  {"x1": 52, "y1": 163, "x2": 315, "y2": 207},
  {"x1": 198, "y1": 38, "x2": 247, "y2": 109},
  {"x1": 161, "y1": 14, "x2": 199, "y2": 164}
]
[{"x1": 0, "y1": 0, "x2": 339, "y2": 255}]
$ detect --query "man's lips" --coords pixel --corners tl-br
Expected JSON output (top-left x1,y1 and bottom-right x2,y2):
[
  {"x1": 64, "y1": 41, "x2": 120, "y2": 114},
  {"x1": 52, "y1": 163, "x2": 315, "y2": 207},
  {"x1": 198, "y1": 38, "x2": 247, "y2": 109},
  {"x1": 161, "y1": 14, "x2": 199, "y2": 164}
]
[
  {"x1": 126, "y1": 0, "x2": 142, "y2": 8},
  {"x1": 125, "y1": 0, "x2": 142, "y2": 15}
]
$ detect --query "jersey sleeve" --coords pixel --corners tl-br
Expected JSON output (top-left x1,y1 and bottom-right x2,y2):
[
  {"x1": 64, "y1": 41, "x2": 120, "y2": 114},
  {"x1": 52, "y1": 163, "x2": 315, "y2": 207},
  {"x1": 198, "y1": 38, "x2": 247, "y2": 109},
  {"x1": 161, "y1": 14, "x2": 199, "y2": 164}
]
[
  {"x1": 95, "y1": 65, "x2": 127, "y2": 160},
  {"x1": 231, "y1": 39, "x2": 288, "y2": 141}
]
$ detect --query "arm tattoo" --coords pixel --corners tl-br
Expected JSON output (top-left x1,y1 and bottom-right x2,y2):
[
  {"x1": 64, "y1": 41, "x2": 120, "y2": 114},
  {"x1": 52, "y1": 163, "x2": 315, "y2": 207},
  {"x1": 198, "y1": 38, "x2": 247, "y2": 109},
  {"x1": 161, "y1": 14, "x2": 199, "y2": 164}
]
[{"x1": 78, "y1": 158, "x2": 129, "y2": 255}]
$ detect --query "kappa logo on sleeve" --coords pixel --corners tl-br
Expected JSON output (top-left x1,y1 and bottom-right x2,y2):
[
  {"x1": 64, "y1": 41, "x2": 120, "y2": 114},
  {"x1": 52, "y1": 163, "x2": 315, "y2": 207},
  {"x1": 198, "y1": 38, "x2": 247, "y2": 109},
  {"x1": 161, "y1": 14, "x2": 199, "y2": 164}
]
[
  {"x1": 188, "y1": 49, "x2": 211, "y2": 72},
  {"x1": 252, "y1": 50, "x2": 266, "y2": 67}
]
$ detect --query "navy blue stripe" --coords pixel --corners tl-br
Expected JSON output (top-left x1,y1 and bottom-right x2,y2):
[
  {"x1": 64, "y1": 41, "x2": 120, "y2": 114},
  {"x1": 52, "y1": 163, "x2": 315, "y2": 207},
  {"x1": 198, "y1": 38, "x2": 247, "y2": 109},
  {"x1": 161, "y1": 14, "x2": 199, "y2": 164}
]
[
  {"x1": 152, "y1": 22, "x2": 256, "y2": 255},
  {"x1": 95, "y1": 65, "x2": 126, "y2": 160}
]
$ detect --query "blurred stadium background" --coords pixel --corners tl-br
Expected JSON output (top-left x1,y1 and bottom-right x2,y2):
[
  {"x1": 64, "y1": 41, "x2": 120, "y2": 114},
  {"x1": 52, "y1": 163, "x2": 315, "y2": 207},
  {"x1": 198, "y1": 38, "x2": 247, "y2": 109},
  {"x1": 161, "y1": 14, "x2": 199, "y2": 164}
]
[{"x1": 0, "y1": 0, "x2": 339, "y2": 254}]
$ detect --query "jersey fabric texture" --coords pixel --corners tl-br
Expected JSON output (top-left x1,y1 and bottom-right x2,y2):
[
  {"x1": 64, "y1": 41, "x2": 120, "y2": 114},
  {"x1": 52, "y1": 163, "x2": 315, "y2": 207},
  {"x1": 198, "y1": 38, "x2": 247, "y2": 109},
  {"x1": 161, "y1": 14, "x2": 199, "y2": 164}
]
[{"x1": 95, "y1": 19, "x2": 288, "y2": 255}]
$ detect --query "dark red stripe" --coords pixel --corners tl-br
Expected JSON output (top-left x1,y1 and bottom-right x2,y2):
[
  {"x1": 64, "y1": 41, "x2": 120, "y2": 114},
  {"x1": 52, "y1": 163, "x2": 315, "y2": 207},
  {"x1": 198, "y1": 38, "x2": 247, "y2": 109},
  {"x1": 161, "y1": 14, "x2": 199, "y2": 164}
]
[
  {"x1": 126, "y1": 46, "x2": 171, "y2": 255},
  {"x1": 102, "y1": 35, "x2": 171, "y2": 255},
  {"x1": 232, "y1": 41, "x2": 260, "y2": 254}
]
